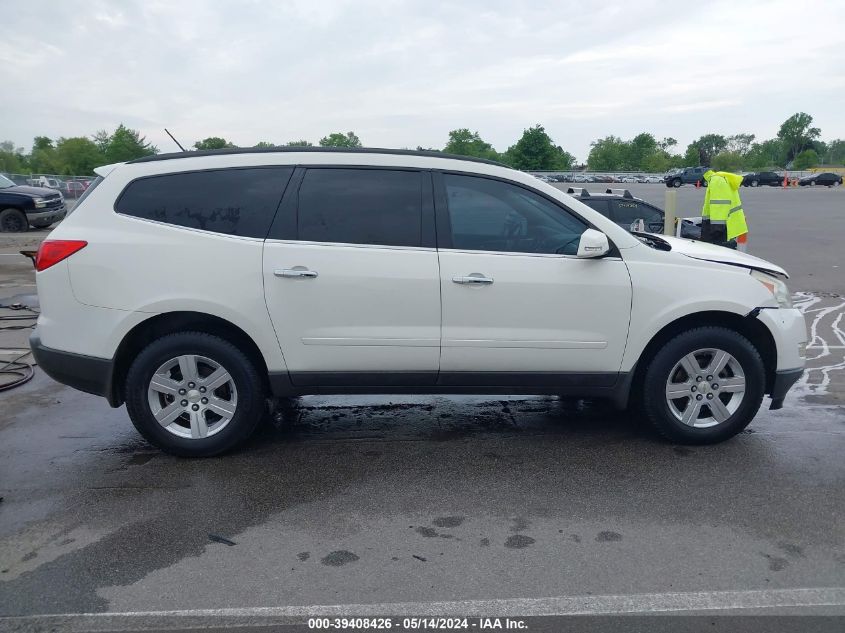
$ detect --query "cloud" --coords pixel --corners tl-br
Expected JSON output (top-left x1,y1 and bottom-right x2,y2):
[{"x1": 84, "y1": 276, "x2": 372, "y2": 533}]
[{"x1": 0, "y1": 0, "x2": 842, "y2": 162}]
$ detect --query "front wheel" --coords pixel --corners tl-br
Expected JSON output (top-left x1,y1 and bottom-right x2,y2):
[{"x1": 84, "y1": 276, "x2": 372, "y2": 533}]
[
  {"x1": 0, "y1": 208, "x2": 28, "y2": 232},
  {"x1": 640, "y1": 327, "x2": 765, "y2": 444},
  {"x1": 672, "y1": 179, "x2": 682, "y2": 188},
  {"x1": 750, "y1": 180, "x2": 759, "y2": 187},
  {"x1": 124, "y1": 331, "x2": 266, "y2": 456}
]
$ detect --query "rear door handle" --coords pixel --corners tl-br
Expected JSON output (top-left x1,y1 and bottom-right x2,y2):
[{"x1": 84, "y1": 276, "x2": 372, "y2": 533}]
[
  {"x1": 274, "y1": 268, "x2": 318, "y2": 279},
  {"x1": 452, "y1": 274, "x2": 493, "y2": 285}
]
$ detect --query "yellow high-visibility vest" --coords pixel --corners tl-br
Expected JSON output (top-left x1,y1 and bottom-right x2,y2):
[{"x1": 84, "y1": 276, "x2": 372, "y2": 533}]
[{"x1": 702, "y1": 170, "x2": 748, "y2": 240}]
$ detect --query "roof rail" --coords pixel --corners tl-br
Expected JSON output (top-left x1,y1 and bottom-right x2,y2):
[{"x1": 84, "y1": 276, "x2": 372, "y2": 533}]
[
  {"x1": 127, "y1": 146, "x2": 507, "y2": 167},
  {"x1": 565, "y1": 187, "x2": 590, "y2": 198},
  {"x1": 605, "y1": 188, "x2": 634, "y2": 198}
]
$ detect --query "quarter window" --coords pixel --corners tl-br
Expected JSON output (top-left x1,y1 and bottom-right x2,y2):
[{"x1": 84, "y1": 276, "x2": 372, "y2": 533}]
[
  {"x1": 443, "y1": 174, "x2": 587, "y2": 255},
  {"x1": 297, "y1": 169, "x2": 423, "y2": 247},
  {"x1": 115, "y1": 167, "x2": 293, "y2": 238}
]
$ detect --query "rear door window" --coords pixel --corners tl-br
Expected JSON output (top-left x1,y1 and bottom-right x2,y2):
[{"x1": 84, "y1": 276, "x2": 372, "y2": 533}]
[
  {"x1": 296, "y1": 168, "x2": 423, "y2": 247},
  {"x1": 115, "y1": 167, "x2": 293, "y2": 238},
  {"x1": 580, "y1": 198, "x2": 611, "y2": 219},
  {"x1": 611, "y1": 200, "x2": 663, "y2": 228}
]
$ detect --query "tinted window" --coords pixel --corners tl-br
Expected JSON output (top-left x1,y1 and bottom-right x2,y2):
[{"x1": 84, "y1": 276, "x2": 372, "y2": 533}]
[
  {"x1": 297, "y1": 169, "x2": 422, "y2": 247},
  {"x1": 116, "y1": 167, "x2": 292, "y2": 238},
  {"x1": 444, "y1": 174, "x2": 587, "y2": 255},
  {"x1": 580, "y1": 198, "x2": 611, "y2": 218},
  {"x1": 612, "y1": 200, "x2": 663, "y2": 228}
]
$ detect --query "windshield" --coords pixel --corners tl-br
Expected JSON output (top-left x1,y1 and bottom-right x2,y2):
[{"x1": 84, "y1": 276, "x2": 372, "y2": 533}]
[{"x1": 0, "y1": 174, "x2": 15, "y2": 188}]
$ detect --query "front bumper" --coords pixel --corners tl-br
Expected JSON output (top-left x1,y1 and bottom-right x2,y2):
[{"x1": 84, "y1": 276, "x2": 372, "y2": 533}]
[
  {"x1": 769, "y1": 368, "x2": 803, "y2": 410},
  {"x1": 27, "y1": 205, "x2": 67, "y2": 225},
  {"x1": 30, "y1": 330, "x2": 117, "y2": 404}
]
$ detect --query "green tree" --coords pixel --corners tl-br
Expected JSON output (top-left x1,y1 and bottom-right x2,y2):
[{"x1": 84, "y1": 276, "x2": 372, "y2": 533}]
[
  {"x1": 686, "y1": 134, "x2": 727, "y2": 166},
  {"x1": 792, "y1": 149, "x2": 820, "y2": 170},
  {"x1": 726, "y1": 133, "x2": 755, "y2": 155},
  {"x1": 777, "y1": 112, "x2": 821, "y2": 162},
  {"x1": 625, "y1": 133, "x2": 658, "y2": 170},
  {"x1": 443, "y1": 129, "x2": 500, "y2": 161},
  {"x1": 319, "y1": 131, "x2": 361, "y2": 148},
  {"x1": 822, "y1": 139, "x2": 845, "y2": 165},
  {"x1": 744, "y1": 139, "x2": 786, "y2": 169},
  {"x1": 101, "y1": 124, "x2": 158, "y2": 163},
  {"x1": 0, "y1": 141, "x2": 28, "y2": 173},
  {"x1": 658, "y1": 137, "x2": 678, "y2": 151},
  {"x1": 29, "y1": 137, "x2": 60, "y2": 173},
  {"x1": 252, "y1": 141, "x2": 275, "y2": 148},
  {"x1": 54, "y1": 137, "x2": 104, "y2": 175},
  {"x1": 194, "y1": 137, "x2": 236, "y2": 150},
  {"x1": 505, "y1": 125, "x2": 574, "y2": 170},
  {"x1": 285, "y1": 140, "x2": 313, "y2": 147},
  {"x1": 587, "y1": 135, "x2": 626, "y2": 171},
  {"x1": 711, "y1": 151, "x2": 744, "y2": 172}
]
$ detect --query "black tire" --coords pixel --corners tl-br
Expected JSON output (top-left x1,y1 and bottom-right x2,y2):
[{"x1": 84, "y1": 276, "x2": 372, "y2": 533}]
[
  {"x1": 124, "y1": 331, "x2": 266, "y2": 457},
  {"x1": 0, "y1": 208, "x2": 28, "y2": 232},
  {"x1": 672, "y1": 179, "x2": 682, "y2": 188},
  {"x1": 750, "y1": 180, "x2": 759, "y2": 187},
  {"x1": 640, "y1": 326, "x2": 765, "y2": 444}
]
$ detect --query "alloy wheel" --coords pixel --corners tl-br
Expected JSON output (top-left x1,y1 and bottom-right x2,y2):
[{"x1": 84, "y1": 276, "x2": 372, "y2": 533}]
[
  {"x1": 664, "y1": 348, "x2": 746, "y2": 428},
  {"x1": 147, "y1": 354, "x2": 238, "y2": 439}
]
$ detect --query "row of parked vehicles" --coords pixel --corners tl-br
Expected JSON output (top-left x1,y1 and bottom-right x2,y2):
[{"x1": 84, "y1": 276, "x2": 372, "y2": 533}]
[
  {"x1": 663, "y1": 166, "x2": 844, "y2": 188},
  {"x1": 535, "y1": 173, "x2": 663, "y2": 184}
]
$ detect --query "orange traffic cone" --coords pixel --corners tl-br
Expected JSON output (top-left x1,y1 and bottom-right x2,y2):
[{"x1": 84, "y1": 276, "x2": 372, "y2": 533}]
[
  {"x1": 695, "y1": 180, "x2": 701, "y2": 188},
  {"x1": 736, "y1": 233, "x2": 748, "y2": 252},
  {"x1": 783, "y1": 172, "x2": 788, "y2": 188}
]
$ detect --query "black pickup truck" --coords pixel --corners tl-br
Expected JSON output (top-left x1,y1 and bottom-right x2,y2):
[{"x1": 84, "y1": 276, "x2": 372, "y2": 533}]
[{"x1": 0, "y1": 173, "x2": 67, "y2": 232}]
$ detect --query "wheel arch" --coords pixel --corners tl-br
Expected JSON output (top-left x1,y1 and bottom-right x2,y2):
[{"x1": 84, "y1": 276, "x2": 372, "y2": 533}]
[
  {"x1": 110, "y1": 311, "x2": 272, "y2": 406},
  {"x1": 626, "y1": 310, "x2": 777, "y2": 409}
]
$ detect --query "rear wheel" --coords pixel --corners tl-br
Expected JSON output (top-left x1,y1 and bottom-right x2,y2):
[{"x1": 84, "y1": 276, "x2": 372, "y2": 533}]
[
  {"x1": 0, "y1": 208, "x2": 28, "y2": 232},
  {"x1": 640, "y1": 327, "x2": 765, "y2": 444},
  {"x1": 124, "y1": 331, "x2": 266, "y2": 457}
]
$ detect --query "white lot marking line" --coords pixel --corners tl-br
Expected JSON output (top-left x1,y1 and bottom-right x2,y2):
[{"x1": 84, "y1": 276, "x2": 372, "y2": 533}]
[{"x1": 2, "y1": 587, "x2": 844, "y2": 621}]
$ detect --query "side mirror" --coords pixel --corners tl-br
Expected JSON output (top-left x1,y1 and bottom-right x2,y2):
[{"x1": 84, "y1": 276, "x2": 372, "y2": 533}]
[{"x1": 576, "y1": 228, "x2": 610, "y2": 258}]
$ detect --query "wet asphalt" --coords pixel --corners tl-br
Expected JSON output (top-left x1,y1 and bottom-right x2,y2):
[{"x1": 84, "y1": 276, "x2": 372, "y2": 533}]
[{"x1": 0, "y1": 185, "x2": 843, "y2": 627}]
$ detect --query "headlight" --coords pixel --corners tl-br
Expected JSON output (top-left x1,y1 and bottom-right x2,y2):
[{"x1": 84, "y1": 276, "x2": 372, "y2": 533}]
[
  {"x1": 751, "y1": 270, "x2": 792, "y2": 308},
  {"x1": 33, "y1": 198, "x2": 47, "y2": 208}
]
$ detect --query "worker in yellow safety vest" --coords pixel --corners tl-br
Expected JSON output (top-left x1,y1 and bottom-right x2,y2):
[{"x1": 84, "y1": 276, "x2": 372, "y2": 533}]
[{"x1": 701, "y1": 170, "x2": 749, "y2": 250}]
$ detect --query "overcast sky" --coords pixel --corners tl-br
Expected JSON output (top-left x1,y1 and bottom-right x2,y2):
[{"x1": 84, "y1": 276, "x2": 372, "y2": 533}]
[{"x1": 2, "y1": 0, "x2": 843, "y2": 161}]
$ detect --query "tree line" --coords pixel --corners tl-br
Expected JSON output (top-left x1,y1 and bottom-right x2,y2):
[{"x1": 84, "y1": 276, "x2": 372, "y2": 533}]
[{"x1": 2, "y1": 112, "x2": 842, "y2": 177}]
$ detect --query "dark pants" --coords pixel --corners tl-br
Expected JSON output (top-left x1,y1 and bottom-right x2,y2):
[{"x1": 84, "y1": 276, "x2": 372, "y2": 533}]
[{"x1": 701, "y1": 219, "x2": 737, "y2": 249}]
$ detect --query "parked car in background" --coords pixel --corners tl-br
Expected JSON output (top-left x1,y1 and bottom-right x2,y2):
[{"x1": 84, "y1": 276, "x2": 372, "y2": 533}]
[
  {"x1": 566, "y1": 187, "x2": 702, "y2": 239},
  {"x1": 27, "y1": 176, "x2": 64, "y2": 190},
  {"x1": 619, "y1": 175, "x2": 638, "y2": 183},
  {"x1": 639, "y1": 175, "x2": 663, "y2": 184},
  {"x1": 664, "y1": 166, "x2": 708, "y2": 187},
  {"x1": 63, "y1": 181, "x2": 87, "y2": 198},
  {"x1": 799, "y1": 172, "x2": 843, "y2": 187},
  {"x1": 742, "y1": 171, "x2": 783, "y2": 187},
  {"x1": 30, "y1": 147, "x2": 804, "y2": 455},
  {"x1": 0, "y1": 173, "x2": 67, "y2": 231}
]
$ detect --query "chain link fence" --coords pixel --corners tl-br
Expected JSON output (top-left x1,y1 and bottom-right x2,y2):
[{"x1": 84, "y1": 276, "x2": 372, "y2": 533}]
[{"x1": 1, "y1": 173, "x2": 95, "y2": 198}]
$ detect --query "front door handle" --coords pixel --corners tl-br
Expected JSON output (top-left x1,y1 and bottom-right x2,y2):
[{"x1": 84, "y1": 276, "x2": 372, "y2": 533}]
[
  {"x1": 452, "y1": 274, "x2": 493, "y2": 285},
  {"x1": 274, "y1": 268, "x2": 318, "y2": 279}
]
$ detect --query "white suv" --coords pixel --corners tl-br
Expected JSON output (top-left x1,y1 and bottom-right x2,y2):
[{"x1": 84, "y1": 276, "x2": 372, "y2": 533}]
[{"x1": 30, "y1": 148, "x2": 806, "y2": 456}]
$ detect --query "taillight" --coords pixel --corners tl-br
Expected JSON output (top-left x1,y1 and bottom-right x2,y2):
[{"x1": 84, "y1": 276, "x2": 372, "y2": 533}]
[{"x1": 35, "y1": 240, "x2": 88, "y2": 272}]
